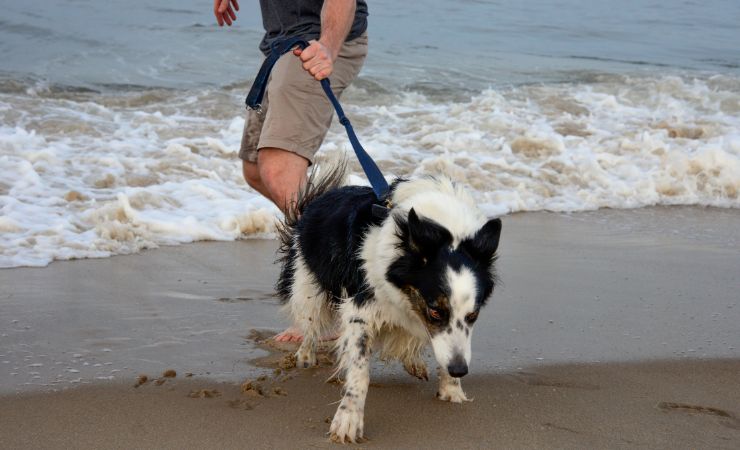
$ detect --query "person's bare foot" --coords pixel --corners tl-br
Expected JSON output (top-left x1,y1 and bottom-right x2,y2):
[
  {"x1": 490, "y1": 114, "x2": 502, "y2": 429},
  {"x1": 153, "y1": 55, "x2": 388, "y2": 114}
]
[
  {"x1": 273, "y1": 326, "x2": 304, "y2": 343},
  {"x1": 273, "y1": 326, "x2": 339, "y2": 343}
]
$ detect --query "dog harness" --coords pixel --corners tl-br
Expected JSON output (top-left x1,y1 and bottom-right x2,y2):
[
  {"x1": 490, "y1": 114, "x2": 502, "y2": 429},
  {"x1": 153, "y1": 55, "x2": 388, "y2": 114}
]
[{"x1": 245, "y1": 36, "x2": 391, "y2": 217}]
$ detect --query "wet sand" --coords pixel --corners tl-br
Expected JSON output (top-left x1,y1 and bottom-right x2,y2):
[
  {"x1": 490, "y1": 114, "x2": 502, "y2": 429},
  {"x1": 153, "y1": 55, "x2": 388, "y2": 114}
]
[
  {"x1": 2, "y1": 359, "x2": 740, "y2": 449},
  {"x1": 1, "y1": 207, "x2": 739, "y2": 448}
]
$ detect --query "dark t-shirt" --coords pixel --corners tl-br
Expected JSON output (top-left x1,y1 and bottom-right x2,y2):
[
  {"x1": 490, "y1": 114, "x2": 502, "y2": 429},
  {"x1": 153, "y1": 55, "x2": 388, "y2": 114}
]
[{"x1": 259, "y1": 0, "x2": 368, "y2": 55}]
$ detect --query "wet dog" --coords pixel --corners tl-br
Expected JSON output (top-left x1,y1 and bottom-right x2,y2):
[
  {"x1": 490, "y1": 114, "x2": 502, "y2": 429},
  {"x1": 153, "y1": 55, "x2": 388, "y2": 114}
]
[{"x1": 276, "y1": 162, "x2": 502, "y2": 443}]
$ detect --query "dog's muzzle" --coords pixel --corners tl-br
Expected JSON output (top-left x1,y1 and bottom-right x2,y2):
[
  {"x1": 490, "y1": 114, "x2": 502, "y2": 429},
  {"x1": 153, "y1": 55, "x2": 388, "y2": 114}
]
[{"x1": 447, "y1": 355, "x2": 468, "y2": 378}]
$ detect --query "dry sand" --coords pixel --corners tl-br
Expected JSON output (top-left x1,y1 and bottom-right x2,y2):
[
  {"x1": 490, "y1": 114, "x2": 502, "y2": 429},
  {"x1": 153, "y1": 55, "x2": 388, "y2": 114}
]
[{"x1": 1, "y1": 207, "x2": 739, "y2": 449}]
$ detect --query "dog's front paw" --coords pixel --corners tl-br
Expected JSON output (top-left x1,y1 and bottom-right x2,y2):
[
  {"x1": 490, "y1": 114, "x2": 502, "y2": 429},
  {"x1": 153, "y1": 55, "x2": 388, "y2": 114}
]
[
  {"x1": 403, "y1": 360, "x2": 429, "y2": 381},
  {"x1": 329, "y1": 404, "x2": 365, "y2": 444},
  {"x1": 295, "y1": 344, "x2": 317, "y2": 369},
  {"x1": 436, "y1": 383, "x2": 470, "y2": 403}
]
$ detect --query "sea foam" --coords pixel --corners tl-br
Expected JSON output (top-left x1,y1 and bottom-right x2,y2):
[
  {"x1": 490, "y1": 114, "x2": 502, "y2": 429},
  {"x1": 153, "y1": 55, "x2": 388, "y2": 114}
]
[{"x1": 1, "y1": 74, "x2": 738, "y2": 267}]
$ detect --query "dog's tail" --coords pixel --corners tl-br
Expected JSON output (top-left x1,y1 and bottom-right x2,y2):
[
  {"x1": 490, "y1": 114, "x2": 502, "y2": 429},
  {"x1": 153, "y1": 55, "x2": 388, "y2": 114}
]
[
  {"x1": 283, "y1": 158, "x2": 348, "y2": 232},
  {"x1": 275, "y1": 158, "x2": 348, "y2": 302}
]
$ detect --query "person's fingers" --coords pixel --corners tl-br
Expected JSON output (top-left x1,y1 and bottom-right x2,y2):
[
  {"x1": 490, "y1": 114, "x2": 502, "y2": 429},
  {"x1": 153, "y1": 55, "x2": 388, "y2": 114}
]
[
  {"x1": 305, "y1": 54, "x2": 331, "y2": 71},
  {"x1": 293, "y1": 40, "x2": 334, "y2": 80},
  {"x1": 309, "y1": 62, "x2": 332, "y2": 78},
  {"x1": 306, "y1": 44, "x2": 331, "y2": 63},
  {"x1": 303, "y1": 58, "x2": 325, "y2": 74},
  {"x1": 299, "y1": 45, "x2": 318, "y2": 62},
  {"x1": 214, "y1": 1, "x2": 240, "y2": 26},
  {"x1": 317, "y1": 66, "x2": 332, "y2": 79},
  {"x1": 316, "y1": 68, "x2": 332, "y2": 80},
  {"x1": 309, "y1": 65, "x2": 329, "y2": 80},
  {"x1": 302, "y1": 55, "x2": 321, "y2": 68},
  {"x1": 213, "y1": 0, "x2": 223, "y2": 25}
]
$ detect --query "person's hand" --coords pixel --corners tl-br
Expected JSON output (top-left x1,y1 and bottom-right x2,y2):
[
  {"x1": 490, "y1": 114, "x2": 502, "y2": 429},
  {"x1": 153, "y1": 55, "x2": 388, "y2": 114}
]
[
  {"x1": 293, "y1": 40, "x2": 337, "y2": 81},
  {"x1": 214, "y1": 0, "x2": 239, "y2": 26}
]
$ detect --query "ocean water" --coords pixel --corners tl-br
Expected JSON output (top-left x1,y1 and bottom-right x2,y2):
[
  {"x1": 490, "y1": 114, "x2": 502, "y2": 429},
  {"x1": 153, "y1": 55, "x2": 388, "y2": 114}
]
[{"x1": 1, "y1": 0, "x2": 739, "y2": 267}]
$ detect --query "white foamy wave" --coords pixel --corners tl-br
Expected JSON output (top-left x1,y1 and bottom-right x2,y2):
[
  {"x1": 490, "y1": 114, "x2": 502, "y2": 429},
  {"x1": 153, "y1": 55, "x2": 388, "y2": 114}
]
[
  {"x1": 0, "y1": 89, "x2": 278, "y2": 268},
  {"x1": 333, "y1": 75, "x2": 740, "y2": 217},
  {"x1": 1, "y1": 74, "x2": 739, "y2": 267}
]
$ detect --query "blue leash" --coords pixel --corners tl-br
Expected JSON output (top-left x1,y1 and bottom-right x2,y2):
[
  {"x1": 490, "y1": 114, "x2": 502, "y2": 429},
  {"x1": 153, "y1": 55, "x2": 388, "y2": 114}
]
[{"x1": 245, "y1": 36, "x2": 390, "y2": 203}]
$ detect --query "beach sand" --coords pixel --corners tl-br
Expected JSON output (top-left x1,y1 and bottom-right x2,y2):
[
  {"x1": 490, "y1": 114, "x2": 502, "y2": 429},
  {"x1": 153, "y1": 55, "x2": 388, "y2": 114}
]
[{"x1": 1, "y1": 207, "x2": 739, "y2": 449}]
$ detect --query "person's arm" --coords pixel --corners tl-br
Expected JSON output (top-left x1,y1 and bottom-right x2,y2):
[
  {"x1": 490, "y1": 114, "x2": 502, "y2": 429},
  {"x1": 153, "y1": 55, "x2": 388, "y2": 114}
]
[
  {"x1": 294, "y1": 0, "x2": 356, "y2": 80},
  {"x1": 214, "y1": 0, "x2": 239, "y2": 27}
]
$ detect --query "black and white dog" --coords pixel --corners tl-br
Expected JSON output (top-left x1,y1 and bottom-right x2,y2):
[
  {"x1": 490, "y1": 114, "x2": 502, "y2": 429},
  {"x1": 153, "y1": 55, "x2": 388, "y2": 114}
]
[{"x1": 276, "y1": 162, "x2": 501, "y2": 443}]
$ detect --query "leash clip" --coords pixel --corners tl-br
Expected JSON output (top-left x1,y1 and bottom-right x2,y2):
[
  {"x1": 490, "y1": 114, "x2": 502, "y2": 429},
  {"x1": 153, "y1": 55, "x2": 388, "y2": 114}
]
[
  {"x1": 371, "y1": 204, "x2": 390, "y2": 220},
  {"x1": 371, "y1": 197, "x2": 393, "y2": 220}
]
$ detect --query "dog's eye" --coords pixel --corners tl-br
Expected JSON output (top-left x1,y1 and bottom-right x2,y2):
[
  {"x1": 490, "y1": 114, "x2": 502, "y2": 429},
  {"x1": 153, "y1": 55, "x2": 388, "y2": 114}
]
[
  {"x1": 465, "y1": 311, "x2": 479, "y2": 324},
  {"x1": 428, "y1": 308, "x2": 442, "y2": 321}
]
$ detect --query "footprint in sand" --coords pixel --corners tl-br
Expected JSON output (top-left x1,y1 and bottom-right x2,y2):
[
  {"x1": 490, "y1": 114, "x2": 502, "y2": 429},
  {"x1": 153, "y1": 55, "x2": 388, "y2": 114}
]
[
  {"x1": 658, "y1": 401, "x2": 740, "y2": 430},
  {"x1": 216, "y1": 297, "x2": 255, "y2": 303},
  {"x1": 217, "y1": 289, "x2": 278, "y2": 303},
  {"x1": 508, "y1": 371, "x2": 600, "y2": 390}
]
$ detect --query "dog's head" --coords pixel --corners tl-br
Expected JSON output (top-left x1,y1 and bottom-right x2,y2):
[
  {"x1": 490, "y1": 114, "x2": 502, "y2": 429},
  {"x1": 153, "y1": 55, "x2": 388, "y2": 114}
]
[{"x1": 387, "y1": 208, "x2": 501, "y2": 378}]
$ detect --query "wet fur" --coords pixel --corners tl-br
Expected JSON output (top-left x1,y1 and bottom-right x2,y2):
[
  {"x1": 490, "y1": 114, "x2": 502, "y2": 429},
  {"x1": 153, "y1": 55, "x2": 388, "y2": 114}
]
[{"x1": 275, "y1": 162, "x2": 502, "y2": 443}]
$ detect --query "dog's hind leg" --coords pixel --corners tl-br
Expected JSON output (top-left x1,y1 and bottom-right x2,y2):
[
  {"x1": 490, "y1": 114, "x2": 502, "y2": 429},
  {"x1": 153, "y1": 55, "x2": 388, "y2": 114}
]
[
  {"x1": 330, "y1": 305, "x2": 373, "y2": 443},
  {"x1": 288, "y1": 253, "x2": 331, "y2": 368}
]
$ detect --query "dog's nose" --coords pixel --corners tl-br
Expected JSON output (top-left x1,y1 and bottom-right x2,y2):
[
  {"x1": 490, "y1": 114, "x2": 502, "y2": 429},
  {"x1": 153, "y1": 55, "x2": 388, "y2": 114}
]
[{"x1": 447, "y1": 356, "x2": 468, "y2": 378}]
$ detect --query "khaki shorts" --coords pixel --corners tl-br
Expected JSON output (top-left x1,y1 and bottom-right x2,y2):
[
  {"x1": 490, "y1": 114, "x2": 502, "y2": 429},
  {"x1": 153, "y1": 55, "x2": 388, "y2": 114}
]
[{"x1": 239, "y1": 34, "x2": 368, "y2": 165}]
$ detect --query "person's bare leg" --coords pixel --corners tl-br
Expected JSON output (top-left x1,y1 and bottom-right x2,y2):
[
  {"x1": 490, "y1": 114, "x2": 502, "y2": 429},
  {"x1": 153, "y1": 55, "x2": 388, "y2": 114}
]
[
  {"x1": 242, "y1": 160, "x2": 272, "y2": 200},
  {"x1": 254, "y1": 148, "x2": 339, "y2": 343},
  {"x1": 257, "y1": 148, "x2": 309, "y2": 212}
]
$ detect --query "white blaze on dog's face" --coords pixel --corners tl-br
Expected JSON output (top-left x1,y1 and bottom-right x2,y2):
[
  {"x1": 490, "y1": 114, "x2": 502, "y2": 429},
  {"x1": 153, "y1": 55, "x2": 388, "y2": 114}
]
[
  {"x1": 428, "y1": 266, "x2": 479, "y2": 377},
  {"x1": 387, "y1": 208, "x2": 501, "y2": 378}
]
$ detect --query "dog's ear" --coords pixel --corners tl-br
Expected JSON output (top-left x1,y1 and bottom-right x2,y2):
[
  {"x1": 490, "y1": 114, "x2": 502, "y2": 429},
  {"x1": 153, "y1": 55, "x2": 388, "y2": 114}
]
[
  {"x1": 407, "y1": 208, "x2": 452, "y2": 254},
  {"x1": 461, "y1": 218, "x2": 501, "y2": 264}
]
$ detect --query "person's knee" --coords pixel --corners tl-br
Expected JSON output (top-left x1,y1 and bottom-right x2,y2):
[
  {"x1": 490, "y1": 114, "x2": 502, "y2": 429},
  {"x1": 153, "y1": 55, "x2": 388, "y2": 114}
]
[
  {"x1": 259, "y1": 163, "x2": 298, "y2": 203},
  {"x1": 258, "y1": 149, "x2": 308, "y2": 188},
  {"x1": 242, "y1": 160, "x2": 261, "y2": 188},
  {"x1": 258, "y1": 148, "x2": 309, "y2": 207}
]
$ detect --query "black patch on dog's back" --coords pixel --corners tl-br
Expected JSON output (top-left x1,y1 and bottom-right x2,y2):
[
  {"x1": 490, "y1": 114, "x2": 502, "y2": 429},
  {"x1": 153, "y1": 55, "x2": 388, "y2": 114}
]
[
  {"x1": 275, "y1": 162, "x2": 348, "y2": 303},
  {"x1": 287, "y1": 181, "x2": 404, "y2": 306},
  {"x1": 275, "y1": 163, "x2": 402, "y2": 306}
]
